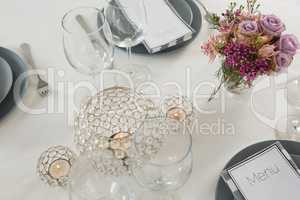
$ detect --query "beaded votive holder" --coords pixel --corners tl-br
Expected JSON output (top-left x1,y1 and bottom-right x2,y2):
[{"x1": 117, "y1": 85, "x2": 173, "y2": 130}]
[
  {"x1": 162, "y1": 96, "x2": 193, "y2": 122},
  {"x1": 37, "y1": 146, "x2": 76, "y2": 187}
]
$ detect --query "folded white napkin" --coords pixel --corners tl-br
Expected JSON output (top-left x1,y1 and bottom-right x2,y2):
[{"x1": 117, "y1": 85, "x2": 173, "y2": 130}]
[{"x1": 117, "y1": 0, "x2": 195, "y2": 53}]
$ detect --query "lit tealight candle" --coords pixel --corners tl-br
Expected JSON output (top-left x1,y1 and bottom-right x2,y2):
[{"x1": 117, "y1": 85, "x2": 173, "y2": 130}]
[
  {"x1": 37, "y1": 146, "x2": 76, "y2": 187},
  {"x1": 167, "y1": 107, "x2": 187, "y2": 122},
  {"x1": 110, "y1": 132, "x2": 132, "y2": 159},
  {"x1": 112, "y1": 132, "x2": 130, "y2": 140},
  {"x1": 112, "y1": 132, "x2": 130, "y2": 145},
  {"x1": 112, "y1": 133, "x2": 132, "y2": 149},
  {"x1": 49, "y1": 159, "x2": 71, "y2": 179}
]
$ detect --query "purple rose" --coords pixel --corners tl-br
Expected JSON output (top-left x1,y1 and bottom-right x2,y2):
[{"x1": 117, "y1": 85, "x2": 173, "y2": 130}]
[
  {"x1": 278, "y1": 34, "x2": 300, "y2": 56},
  {"x1": 274, "y1": 52, "x2": 293, "y2": 68},
  {"x1": 260, "y1": 15, "x2": 285, "y2": 36},
  {"x1": 239, "y1": 20, "x2": 259, "y2": 36}
]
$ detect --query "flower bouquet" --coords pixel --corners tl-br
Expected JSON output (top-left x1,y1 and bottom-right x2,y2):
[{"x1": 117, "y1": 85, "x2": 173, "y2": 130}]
[{"x1": 202, "y1": 0, "x2": 300, "y2": 101}]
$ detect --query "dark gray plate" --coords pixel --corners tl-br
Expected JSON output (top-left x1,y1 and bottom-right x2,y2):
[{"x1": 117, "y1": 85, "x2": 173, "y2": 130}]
[
  {"x1": 128, "y1": 0, "x2": 202, "y2": 54},
  {"x1": 0, "y1": 57, "x2": 13, "y2": 103},
  {"x1": 215, "y1": 140, "x2": 300, "y2": 200},
  {"x1": 0, "y1": 47, "x2": 27, "y2": 120}
]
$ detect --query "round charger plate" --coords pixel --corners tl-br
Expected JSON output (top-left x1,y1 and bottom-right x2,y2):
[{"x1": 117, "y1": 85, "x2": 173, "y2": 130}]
[
  {"x1": 123, "y1": 0, "x2": 202, "y2": 54},
  {"x1": 215, "y1": 140, "x2": 300, "y2": 200},
  {"x1": 0, "y1": 47, "x2": 28, "y2": 120},
  {"x1": 0, "y1": 57, "x2": 13, "y2": 103}
]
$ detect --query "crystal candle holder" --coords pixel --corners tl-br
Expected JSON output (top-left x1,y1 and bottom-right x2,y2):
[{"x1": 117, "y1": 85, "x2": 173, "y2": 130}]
[
  {"x1": 37, "y1": 146, "x2": 76, "y2": 187},
  {"x1": 163, "y1": 96, "x2": 193, "y2": 122},
  {"x1": 74, "y1": 86, "x2": 155, "y2": 175}
]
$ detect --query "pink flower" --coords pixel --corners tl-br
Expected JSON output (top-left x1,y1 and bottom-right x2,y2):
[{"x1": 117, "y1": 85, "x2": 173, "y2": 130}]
[
  {"x1": 239, "y1": 11, "x2": 260, "y2": 21},
  {"x1": 201, "y1": 41, "x2": 217, "y2": 62},
  {"x1": 277, "y1": 34, "x2": 300, "y2": 56},
  {"x1": 238, "y1": 20, "x2": 259, "y2": 36},
  {"x1": 274, "y1": 52, "x2": 293, "y2": 69},
  {"x1": 260, "y1": 15, "x2": 285, "y2": 36},
  {"x1": 219, "y1": 20, "x2": 234, "y2": 34},
  {"x1": 258, "y1": 45, "x2": 276, "y2": 58}
]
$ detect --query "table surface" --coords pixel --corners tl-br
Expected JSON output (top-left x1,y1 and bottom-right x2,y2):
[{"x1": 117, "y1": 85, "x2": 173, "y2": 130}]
[{"x1": 0, "y1": 0, "x2": 300, "y2": 199}]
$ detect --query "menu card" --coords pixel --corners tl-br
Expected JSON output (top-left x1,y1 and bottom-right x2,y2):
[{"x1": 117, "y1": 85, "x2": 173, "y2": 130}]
[
  {"x1": 117, "y1": 0, "x2": 195, "y2": 53},
  {"x1": 222, "y1": 142, "x2": 300, "y2": 200}
]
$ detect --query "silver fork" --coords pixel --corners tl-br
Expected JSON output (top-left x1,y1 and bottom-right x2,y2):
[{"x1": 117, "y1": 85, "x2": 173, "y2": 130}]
[{"x1": 20, "y1": 43, "x2": 49, "y2": 97}]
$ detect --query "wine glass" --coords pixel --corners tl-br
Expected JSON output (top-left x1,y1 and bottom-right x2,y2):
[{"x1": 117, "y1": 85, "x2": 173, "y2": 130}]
[
  {"x1": 68, "y1": 151, "x2": 131, "y2": 200},
  {"x1": 276, "y1": 77, "x2": 300, "y2": 141},
  {"x1": 62, "y1": 7, "x2": 113, "y2": 84},
  {"x1": 132, "y1": 117, "x2": 193, "y2": 200},
  {"x1": 104, "y1": 0, "x2": 151, "y2": 86}
]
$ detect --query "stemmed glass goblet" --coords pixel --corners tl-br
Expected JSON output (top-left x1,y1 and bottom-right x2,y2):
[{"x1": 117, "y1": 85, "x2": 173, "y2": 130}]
[
  {"x1": 104, "y1": 0, "x2": 151, "y2": 86},
  {"x1": 62, "y1": 7, "x2": 113, "y2": 87},
  {"x1": 276, "y1": 76, "x2": 300, "y2": 141},
  {"x1": 132, "y1": 117, "x2": 193, "y2": 200}
]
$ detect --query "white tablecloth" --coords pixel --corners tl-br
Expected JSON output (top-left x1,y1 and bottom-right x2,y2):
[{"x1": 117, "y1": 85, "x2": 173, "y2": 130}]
[{"x1": 0, "y1": 0, "x2": 300, "y2": 199}]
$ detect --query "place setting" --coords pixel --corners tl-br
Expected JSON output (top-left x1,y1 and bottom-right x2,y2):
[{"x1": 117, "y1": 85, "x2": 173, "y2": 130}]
[
  {"x1": 0, "y1": 41, "x2": 54, "y2": 125},
  {"x1": 61, "y1": 0, "x2": 204, "y2": 89},
  {"x1": 1, "y1": 0, "x2": 300, "y2": 200}
]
